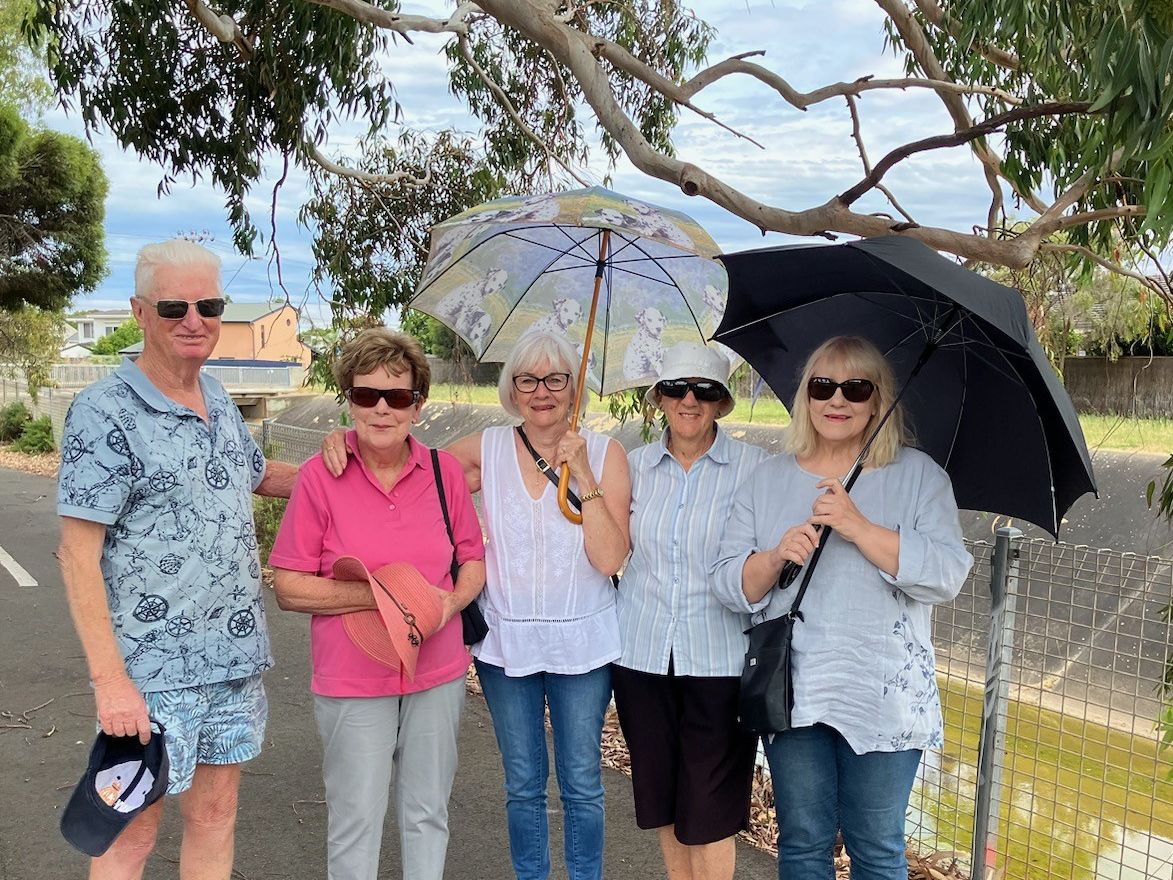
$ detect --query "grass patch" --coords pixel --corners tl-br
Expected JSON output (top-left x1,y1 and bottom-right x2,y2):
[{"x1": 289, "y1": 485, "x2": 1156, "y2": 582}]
[
  {"x1": 1078, "y1": 414, "x2": 1173, "y2": 455},
  {"x1": 914, "y1": 677, "x2": 1173, "y2": 880},
  {"x1": 427, "y1": 383, "x2": 1173, "y2": 453}
]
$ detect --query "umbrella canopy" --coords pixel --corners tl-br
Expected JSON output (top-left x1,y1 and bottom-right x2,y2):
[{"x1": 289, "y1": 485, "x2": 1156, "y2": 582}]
[
  {"x1": 714, "y1": 235, "x2": 1096, "y2": 539},
  {"x1": 410, "y1": 186, "x2": 737, "y2": 396}
]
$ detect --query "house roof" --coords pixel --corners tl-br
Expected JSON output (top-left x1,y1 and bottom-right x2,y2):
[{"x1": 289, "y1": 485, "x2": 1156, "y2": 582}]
[
  {"x1": 67, "y1": 309, "x2": 132, "y2": 320},
  {"x1": 223, "y1": 303, "x2": 285, "y2": 323}
]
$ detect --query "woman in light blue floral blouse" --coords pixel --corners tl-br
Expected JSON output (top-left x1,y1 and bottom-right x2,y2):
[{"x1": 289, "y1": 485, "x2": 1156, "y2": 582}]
[{"x1": 712, "y1": 336, "x2": 973, "y2": 880}]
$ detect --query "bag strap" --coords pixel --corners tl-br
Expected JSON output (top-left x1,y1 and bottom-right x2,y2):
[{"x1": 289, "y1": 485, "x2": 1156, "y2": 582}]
[
  {"x1": 515, "y1": 425, "x2": 584, "y2": 510},
  {"x1": 430, "y1": 448, "x2": 461, "y2": 583},
  {"x1": 514, "y1": 426, "x2": 620, "y2": 589}
]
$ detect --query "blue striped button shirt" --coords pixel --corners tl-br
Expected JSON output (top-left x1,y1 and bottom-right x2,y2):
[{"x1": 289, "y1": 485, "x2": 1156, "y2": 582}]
[{"x1": 616, "y1": 426, "x2": 769, "y2": 677}]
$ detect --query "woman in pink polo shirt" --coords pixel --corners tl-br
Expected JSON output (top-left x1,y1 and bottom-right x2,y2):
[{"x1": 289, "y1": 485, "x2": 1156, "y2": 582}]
[
  {"x1": 269, "y1": 328, "x2": 486, "y2": 880},
  {"x1": 322, "y1": 331, "x2": 631, "y2": 880}
]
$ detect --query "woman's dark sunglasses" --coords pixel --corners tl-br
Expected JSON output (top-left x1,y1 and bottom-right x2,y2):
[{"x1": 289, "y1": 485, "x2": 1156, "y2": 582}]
[
  {"x1": 807, "y1": 377, "x2": 875, "y2": 403},
  {"x1": 656, "y1": 379, "x2": 728, "y2": 403},
  {"x1": 346, "y1": 387, "x2": 422, "y2": 409},
  {"x1": 513, "y1": 372, "x2": 571, "y2": 393},
  {"x1": 139, "y1": 297, "x2": 227, "y2": 320}
]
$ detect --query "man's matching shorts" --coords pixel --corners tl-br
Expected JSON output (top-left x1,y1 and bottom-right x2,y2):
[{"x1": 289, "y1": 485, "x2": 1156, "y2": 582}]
[{"x1": 142, "y1": 675, "x2": 268, "y2": 794}]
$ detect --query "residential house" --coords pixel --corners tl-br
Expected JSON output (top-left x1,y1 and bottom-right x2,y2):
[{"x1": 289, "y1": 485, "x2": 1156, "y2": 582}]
[
  {"x1": 60, "y1": 309, "x2": 132, "y2": 358},
  {"x1": 120, "y1": 302, "x2": 311, "y2": 367}
]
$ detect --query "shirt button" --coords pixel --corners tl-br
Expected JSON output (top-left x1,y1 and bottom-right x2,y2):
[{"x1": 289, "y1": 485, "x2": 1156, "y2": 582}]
[{"x1": 388, "y1": 503, "x2": 396, "y2": 510}]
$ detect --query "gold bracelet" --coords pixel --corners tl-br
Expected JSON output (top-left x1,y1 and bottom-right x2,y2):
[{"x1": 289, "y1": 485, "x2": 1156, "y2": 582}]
[{"x1": 580, "y1": 486, "x2": 604, "y2": 503}]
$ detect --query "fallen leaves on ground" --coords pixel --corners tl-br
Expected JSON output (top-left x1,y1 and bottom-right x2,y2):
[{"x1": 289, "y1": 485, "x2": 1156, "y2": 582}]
[{"x1": 0, "y1": 445, "x2": 60, "y2": 478}]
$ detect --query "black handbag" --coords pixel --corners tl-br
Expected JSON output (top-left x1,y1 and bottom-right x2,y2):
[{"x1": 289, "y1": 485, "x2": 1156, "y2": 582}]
[
  {"x1": 430, "y1": 448, "x2": 489, "y2": 646},
  {"x1": 737, "y1": 527, "x2": 832, "y2": 735}
]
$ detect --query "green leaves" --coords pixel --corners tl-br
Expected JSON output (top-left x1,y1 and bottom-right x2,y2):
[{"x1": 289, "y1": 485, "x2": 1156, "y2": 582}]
[
  {"x1": 301, "y1": 129, "x2": 526, "y2": 351},
  {"x1": 0, "y1": 101, "x2": 108, "y2": 312}
]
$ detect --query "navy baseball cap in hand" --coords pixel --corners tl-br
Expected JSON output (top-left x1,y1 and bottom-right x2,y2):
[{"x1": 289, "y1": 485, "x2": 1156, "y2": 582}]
[{"x1": 60, "y1": 722, "x2": 169, "y2": 857}]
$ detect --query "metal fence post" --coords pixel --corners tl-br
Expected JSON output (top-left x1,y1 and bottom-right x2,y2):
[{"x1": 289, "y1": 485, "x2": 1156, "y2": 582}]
[
  {"x1": 971, "y1": 526, "x2": 1023, "y2": 880},
  {"x1": 261, "y1": 418, "x2": 273, "y2": 454}
]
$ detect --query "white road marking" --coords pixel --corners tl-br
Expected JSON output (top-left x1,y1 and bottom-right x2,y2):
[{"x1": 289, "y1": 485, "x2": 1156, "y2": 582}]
[{"x1": 0, "y1": 543, "x2": 37, "y2": 587}]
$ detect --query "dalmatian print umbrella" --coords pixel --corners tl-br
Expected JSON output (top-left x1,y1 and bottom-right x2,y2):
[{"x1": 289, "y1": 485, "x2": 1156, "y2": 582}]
[{"x1": 411, "y1": 186, "x2": 740, "y2": 397}]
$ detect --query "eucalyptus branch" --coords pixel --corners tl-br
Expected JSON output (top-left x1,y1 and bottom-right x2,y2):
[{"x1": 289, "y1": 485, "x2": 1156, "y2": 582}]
[
  {"x1": 1041, "y1": 242, "x2": 1168, "y2": 301},
  {"x1": 875, "y1": 0, "x2": 1009, "y2": 223},
  {"x1": 456, "y1": 35, "x2": 591, "y2": 187},
  {"x1": 184, "y1": 0, "x2": 253, "y2": 58},
  {"x1": 679, "y1": 54, "x2": 1021, "y2": 107},
  {"x1": 304, "y1": 0, "x2": 476, "y2": 39},
  {"x1": 845, "y1": 95, "x2": 916, "y2": 225},
  {"x1": 309, "y1": 145, "x2": 432, "y2": 186},
  {"x1": 839, "y1": 102, "x2": 1094, "y2": 207},
  {"x1": 911, "y1": 0, "x2": 1022, "y2": 71},
  {"x1": 587, "y1": 38, "x2": 764, "y2": 148}
]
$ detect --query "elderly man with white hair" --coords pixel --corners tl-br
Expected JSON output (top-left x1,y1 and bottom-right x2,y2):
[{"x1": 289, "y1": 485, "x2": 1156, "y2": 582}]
[{"x1": 56, "y1": 239, "x2": 298, "y2": 880}]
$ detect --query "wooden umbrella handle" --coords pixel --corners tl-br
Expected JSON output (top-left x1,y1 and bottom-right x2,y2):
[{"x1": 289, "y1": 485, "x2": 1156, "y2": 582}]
[{"x1": 558, "y1": 230, "x2": 609, "y2": 524}]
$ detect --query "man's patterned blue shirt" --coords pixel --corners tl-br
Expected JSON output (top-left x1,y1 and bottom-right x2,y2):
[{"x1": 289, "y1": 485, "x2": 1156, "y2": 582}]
[{"x1": 57, "y1": 358, "x2": 273, "y2": 691}]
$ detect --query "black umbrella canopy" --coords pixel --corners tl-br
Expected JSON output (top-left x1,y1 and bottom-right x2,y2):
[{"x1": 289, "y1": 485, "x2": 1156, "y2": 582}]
[{"x1": 714, "y1": 235, "x2": 1097, "y2": 539}]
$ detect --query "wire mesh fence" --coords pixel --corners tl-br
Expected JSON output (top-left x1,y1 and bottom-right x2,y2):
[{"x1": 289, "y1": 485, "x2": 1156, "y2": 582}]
[{"x1": 912, "y1": 533, "x2": 1173, "y2": 880}]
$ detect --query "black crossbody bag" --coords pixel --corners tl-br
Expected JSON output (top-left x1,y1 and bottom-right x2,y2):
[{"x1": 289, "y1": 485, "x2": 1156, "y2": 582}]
[
  {"x1": 737, "y1": 527, "x2": 832, "y2": 735},
  {"x1": 515, "y1": 426, "x2": 620, "y2": 588},
  {"x1": 430, "y1": 448, "x2": 489, "y2": 646}
]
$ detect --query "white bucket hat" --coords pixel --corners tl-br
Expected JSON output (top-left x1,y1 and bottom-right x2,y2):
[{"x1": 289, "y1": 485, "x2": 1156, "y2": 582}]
[{"x1": 645, "y1": 341, "x2": 736, "y2": 419}]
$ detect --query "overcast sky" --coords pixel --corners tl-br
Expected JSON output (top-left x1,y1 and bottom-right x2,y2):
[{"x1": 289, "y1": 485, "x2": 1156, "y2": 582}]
[{"x1": 58, "y1": 0, "x2": 997, "y2": 324}]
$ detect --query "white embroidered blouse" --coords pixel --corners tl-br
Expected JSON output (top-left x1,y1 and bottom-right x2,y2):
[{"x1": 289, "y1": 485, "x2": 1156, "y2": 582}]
[{"x1": 471, "y1": 425, "x2": 621, "y2": 676}]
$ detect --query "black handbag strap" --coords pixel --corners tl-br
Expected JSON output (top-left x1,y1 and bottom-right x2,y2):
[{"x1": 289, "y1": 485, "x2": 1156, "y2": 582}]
[
  {"x1": 514, "y1": 426, "x2": 620, "y2": 589},
  {"x1": 515, "y1": 425, "x2": 584, "y2": 510},
  {"x1": 429, "y1": 448, "x2": 461, "y2": 583},
  {"x1": 776, "y1": 461, "x2": 866, "y2": 618}
]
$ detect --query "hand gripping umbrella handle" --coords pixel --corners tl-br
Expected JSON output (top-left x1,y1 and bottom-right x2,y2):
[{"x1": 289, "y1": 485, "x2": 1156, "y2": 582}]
[{"x1": 558, "y1": 466, "x2": 582, "y2": 525}]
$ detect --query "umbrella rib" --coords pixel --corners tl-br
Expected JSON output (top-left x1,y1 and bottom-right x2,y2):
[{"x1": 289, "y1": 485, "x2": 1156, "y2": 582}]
[
  {"x1": 717, "y1": 289, "x2": 942, "y2": 337},
  {"x1": 478, "y1": 228, "x2": 608, "y2": 358}
]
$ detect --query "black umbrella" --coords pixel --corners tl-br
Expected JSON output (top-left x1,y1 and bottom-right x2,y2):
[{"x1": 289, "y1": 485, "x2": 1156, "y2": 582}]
[{"x1": 713, "y1": 235, "x2": 1097, "y2": 540}]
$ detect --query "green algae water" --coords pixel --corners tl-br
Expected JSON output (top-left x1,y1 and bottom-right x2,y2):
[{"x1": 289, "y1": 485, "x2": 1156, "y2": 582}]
[{"x1": 909, "y1": 679, "x2": 1173, "y2": 880}]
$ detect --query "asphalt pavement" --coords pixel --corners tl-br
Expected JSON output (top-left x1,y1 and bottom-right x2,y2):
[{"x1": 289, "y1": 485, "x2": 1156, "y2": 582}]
[{"x1": 0, "y1": 467, "x2": 779, "y2": 879}]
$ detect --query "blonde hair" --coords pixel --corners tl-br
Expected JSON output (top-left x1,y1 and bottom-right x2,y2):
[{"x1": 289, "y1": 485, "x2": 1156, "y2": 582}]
[
  {"x1": 334, "y1": 328, "x2": 431, "y2": 398},
  {"x1": 498, "y1": 331, "x2": 586, "y2": 419},
  {"x1": 784, "y1": 336, "x2": 911, "y2": 468},
  {"x1": 135, "y1": 239, "x2": 222, "y2": 300}
]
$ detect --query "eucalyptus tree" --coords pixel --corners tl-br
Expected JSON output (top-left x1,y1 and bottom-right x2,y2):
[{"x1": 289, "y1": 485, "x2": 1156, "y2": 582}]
[{"x1": 26, "y1": 0, "x2": 1173, "y2": 299}]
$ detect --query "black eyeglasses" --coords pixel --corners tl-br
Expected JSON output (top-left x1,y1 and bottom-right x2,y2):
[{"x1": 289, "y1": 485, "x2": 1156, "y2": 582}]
[
  {"x1": 513, "y1": 373, "x2": 571, "y2": 393},
  {"x1": 138, "y1": 297, "x2": 227, "y2": 320},
  {"x1": 346, "y1": 387, "x2": 422, "y2": 409},
  {"x1": 807, "y1": 377, "x2": 875, "y2": 403},
  {"x1": 656, "y1": 379, "x2": 728, "y2": 403}
]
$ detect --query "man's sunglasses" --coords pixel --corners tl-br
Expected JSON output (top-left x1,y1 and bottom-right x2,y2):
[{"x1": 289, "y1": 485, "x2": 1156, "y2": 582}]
[
  {"x1": 807, "y1": 377, "x2": 876, "y2": 403},
  {"x1": 655, "y1": 379, "x2": 728, "y2": 403},
  {"x1": 139, "y1": 297, "x2": 227, "y2": 320},
  {"x1": 345, "y1": 387, "x2": 422, "y2": 409}
]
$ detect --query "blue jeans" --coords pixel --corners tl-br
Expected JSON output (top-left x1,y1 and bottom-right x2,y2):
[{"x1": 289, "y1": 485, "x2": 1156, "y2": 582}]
[
  {"x1": 475, "y1": 660, "x2": 611, "y2": 880},
  {"x1": 762, "y1": 724, "x2": 921, "y2": 880}
]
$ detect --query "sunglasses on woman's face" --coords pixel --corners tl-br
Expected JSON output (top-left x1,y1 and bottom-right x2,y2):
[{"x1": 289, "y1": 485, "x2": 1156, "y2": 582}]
[
  {"x1": 346, "y1": 387, "x2": 421, "y2": 409},
  {"x1": 138, "y1": 297, "x2": 227, "y2": 320},
  {"x1": 807, "y1": 377, "x2": 875, "y2": 403},
  {"x1": 656, "y1": 379, "x2": 728, "y2": 403}
]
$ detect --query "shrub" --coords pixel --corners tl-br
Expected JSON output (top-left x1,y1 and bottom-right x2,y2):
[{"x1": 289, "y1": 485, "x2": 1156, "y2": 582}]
[
  {"x1": 253, "y1": 495, "x2": 288, "y2": 566},
  {"x1": 13, "y1": 415, "x2": 55, "y2": 454},
  {"x1": 0, "y1": 402, "x2": 31, "y2": 441}
]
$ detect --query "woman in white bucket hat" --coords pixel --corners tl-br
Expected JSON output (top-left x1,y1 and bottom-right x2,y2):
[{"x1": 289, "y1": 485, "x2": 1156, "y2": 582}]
[{"x1": 612, "y1": 341, "x2": 767, "y2": 880}]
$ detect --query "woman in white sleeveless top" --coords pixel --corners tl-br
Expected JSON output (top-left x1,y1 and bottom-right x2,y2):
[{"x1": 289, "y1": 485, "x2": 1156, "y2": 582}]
[{"x1": 447, "y1": 331, "x2": 631, "y2": 880}]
